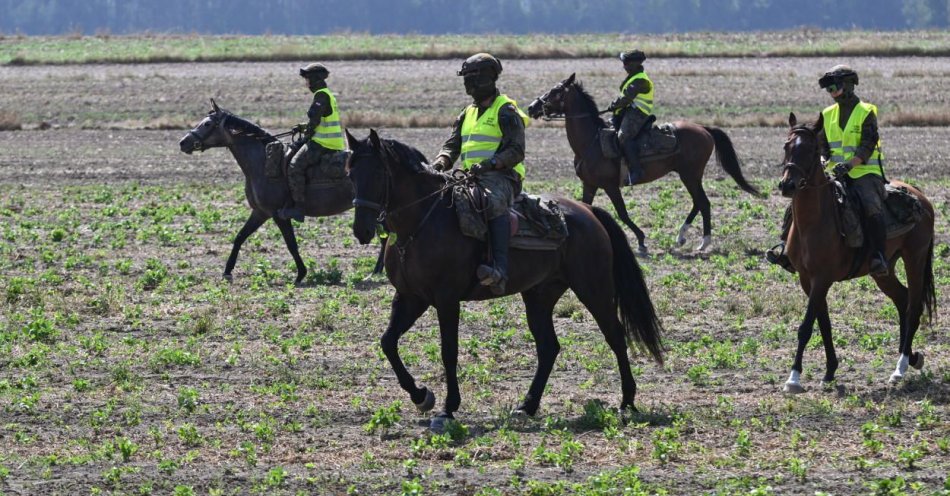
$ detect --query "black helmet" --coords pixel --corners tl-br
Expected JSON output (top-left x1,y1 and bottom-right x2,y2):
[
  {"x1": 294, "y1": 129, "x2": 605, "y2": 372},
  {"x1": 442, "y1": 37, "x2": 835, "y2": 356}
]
[
  {"x1": 457, "y1": 53, "x2": 503, "y2": 80},
  {"x1": 299, "y1": 63, "x2": 329, "y2": 80},
  {"x1": 819, "y1": 64, "x2": 858, "y2": 89},
  {"x1": 619, "y1": 50, "x2": 646, "y2": 64}
]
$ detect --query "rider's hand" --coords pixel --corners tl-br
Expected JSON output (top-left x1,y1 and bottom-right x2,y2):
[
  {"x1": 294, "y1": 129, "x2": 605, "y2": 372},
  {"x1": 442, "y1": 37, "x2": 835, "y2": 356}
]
[
  {"x1": 607, "y1": 98, "x2": 623, "y2": 112},
  {"x1": 293, "y1": 123, "x2": 309, "y2": 134},
  {"x1": 470, "y1": 158, "x2": 496, "y2": 175},
  {"x1": 431, "y1": 156, "x2": 451, "y2": 171},
  {"x1": 832, "y1": 163, "x2": 851, "y2": 179}
]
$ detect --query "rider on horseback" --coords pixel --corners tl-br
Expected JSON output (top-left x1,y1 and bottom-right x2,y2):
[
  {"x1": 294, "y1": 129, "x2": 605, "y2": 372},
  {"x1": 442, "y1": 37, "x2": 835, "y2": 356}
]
[
  {"x1": 768, "y1": 64, "x2": 889, "y2": 276},
  {"x1": 278, "y1": 63, "x2": 346, "y2": 222},
  {"x1": 607, "y1": 50, "x2": 654, "y2": 186},
  {"x1": 431, "y1": 53, "x2": 530, "y2": 295}
]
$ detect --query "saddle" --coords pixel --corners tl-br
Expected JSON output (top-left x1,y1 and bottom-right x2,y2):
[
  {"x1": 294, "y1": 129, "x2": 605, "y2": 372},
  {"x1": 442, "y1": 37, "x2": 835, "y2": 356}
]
[
  {"x1": 264, "y1": 140, "x2": 349, "y2": 185},
  {"x1": 453, "y1": 186, "x2": 569, "y2": 251},
  {"x1": 833, "y1": 180, "x2": 925, "y2": 248},
  {"x1": 600, "y1": 122, "x2": 679, "y2": 162}
]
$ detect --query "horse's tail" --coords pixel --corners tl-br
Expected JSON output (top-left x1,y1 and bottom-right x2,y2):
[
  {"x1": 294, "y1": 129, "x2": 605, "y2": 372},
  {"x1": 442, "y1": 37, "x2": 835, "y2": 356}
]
[
  {"x1": 592, "y1": 206, "x2": 664, "y2": 363},
  {"x1": 704, "y1": 126, "x2": 762, "y2": 198},
  {"x1": 923, "y1": 238, "x2": 937, "y2": 324}
]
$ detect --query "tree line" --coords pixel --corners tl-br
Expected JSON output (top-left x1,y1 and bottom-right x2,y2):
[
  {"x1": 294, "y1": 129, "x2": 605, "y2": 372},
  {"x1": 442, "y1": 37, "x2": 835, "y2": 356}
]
[{"x1": 3, "y1": 0, "x2": 948, "y2": 35}]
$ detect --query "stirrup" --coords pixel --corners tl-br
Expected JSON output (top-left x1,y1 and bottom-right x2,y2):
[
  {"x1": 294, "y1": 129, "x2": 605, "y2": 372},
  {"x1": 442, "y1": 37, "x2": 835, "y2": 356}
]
[
  {"x1": 869, "y1": 254, "x2": 889, "y2": 277},
  {"x1": 476, "y1": 265, "x2": 507, "y2": 294},
  {"x1": 765, "y1": 242, "x2": 796, "y2": 274}
]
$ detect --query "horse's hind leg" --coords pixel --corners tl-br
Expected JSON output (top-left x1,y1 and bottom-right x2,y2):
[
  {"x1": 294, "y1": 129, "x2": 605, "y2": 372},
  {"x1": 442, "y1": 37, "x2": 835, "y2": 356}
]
[
  {"x1": 581, "y1": 182, "x2": 599, "y2": 205},
  {"x1": 887, "y1": 252, "x2": 927, "y2": 383},
  {"x1": 380, "y1": 293, "x2": 434, "y2": 411},
  {"x1": 273, "y1": 217, "x2": 308, "y2": 285},
  {"x1": 514, "y1": 283, "x2": 568, "y2": 417},
  {"x1": 224, "y1": 210, "x2": 267, "y2": 282},
  {"x1": 680, "y1": 175, "x2": 712, "y2": 251},
  {"x1": 604, "y1": 186, "x2": 647, "y2": 254}
]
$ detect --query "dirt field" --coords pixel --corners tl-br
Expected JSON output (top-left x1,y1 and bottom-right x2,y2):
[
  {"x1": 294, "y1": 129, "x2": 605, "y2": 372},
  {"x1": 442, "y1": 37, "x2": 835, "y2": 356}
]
[{"x1": 0, "y1": 58, "x2": 948, "y2": 495}]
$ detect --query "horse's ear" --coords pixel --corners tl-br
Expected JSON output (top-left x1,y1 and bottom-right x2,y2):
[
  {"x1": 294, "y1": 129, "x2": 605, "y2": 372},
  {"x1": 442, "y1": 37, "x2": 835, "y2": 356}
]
[
  {"x1": 210, "y1": 98, "x2": 220, "y2": 112},
  {"x1": 368, "y1": 128, "x2": 382, "y2": 151},
  {"x1": 788, "y1": 112, "x2": 797, "y2": 128},
  {"x1": 567, "y1": 73, "x2": 576, "y2": 84},
  {"x1": 345, "y1": 128, "x2": 358, "y2": 150}
]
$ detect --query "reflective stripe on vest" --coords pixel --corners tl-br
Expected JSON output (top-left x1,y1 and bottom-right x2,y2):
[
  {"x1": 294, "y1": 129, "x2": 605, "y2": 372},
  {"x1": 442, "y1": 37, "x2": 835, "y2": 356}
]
[
  {"x1": 615, "y1": 71, "x2": 654, "y2": 116},
  {"x1": 822, "y1": 101, "x2": 884, "y2": 179},
  {"x1": 460, "y1": 94, "x2": 530, "y2": 180},
  {"x1": 311, "y1": 88, "x2": 345, "y2": 151}
]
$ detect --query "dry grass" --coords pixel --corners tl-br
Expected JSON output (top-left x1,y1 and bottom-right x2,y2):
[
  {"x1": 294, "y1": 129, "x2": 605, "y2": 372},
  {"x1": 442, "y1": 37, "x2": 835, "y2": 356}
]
[
  {"x1": 0, "y1": 110, "x2": 21, "y2": 130},
  {"x1": 343, "y1": 111, "x2": 454, "y2": 129},
  {"x1": 887, "y1": 111, "x2": 950, "y2": 127}
]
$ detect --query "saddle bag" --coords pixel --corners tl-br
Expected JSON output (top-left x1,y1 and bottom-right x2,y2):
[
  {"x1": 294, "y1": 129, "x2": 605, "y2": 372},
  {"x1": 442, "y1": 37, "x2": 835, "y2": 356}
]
[
  {"x1": 599, "y1": 129, "x2": 621, "y2": 159},
  {"x1": 264, "y1": 141, "x2": 285, "y2": 178}
]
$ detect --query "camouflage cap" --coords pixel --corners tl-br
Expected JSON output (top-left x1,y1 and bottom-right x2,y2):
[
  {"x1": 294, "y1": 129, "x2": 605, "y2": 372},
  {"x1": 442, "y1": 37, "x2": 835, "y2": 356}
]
[{"x1": 299, "y1": 63, "x2": 330, "y2": 79}]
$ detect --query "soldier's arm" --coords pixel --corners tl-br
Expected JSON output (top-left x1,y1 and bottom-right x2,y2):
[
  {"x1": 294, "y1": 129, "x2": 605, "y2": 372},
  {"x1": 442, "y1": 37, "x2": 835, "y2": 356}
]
[
  {"x1": 434, "y1": 110, "x2": 465, "y2": 168},
  {"x1": 854, "y1": 111, "x2": 880, "y2": 164},
  {"x1": 491, "y1": 104, "x2": 526, "y2": 170},
  {"x1": 306, "y1": 91, "x2": 331, "y2": 130},
  {"x1": 611, "y1": 78, "x2": 651, "y2": 111}
]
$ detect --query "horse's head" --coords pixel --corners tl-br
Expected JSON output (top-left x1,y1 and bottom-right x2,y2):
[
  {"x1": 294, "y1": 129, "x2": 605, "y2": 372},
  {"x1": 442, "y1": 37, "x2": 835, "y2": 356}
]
[
  {"x1": 179, "y1": 99, "x2": 228, "y2": 154},
  {"x1": 527, "y1": 73, "x2": 576, "y2": 119},
  {"x1": 779, "y1": 112, "x2": 823, "y2": 198},
  {"x1": 346, "y1": 128, "x2": 391, "y2": 245}
]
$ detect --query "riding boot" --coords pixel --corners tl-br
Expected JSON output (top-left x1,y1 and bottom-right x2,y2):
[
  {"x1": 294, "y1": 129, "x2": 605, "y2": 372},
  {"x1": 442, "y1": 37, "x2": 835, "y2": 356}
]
[
  {"x1": 623, "y1": 138, "x2": 644, "y2": 186},
  {"x1": 477, "y1": 214, "x2": 510, "y2": 295},
  {"x1": 765, "y1": 206, "x2": 795, "y2": 273},
  {"x1": 867, "y1": 214, "x2": 889, "y2": 277},
  {"x1": 277, "y1": 199, "x2": 305, "y2": 223}
]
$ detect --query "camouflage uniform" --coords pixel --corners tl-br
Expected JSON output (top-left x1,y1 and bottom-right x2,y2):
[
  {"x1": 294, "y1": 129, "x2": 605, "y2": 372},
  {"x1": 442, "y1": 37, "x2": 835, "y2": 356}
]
[{"x1": 608, "y1": 50, "x2": 654, "y2": 185}]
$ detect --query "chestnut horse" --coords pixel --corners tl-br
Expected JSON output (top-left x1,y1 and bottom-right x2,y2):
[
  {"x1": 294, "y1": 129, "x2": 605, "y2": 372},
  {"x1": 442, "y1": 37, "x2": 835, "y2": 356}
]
[
  {"x1": 778, "y1": 113, "x2": 935, "y2": 392},
  {"x1": 527, "y1": 73, "x2": 761, "y2": 253}
]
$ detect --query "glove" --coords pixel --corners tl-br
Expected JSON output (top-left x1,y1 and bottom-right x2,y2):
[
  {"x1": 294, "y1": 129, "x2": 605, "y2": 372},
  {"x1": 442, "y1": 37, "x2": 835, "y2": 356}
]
[
  {"x1": 607, "y1": 98, "x2": 623, "y2": 112},
  {"x1": 293, "y1": 123, "x2": 309, "y2": 134},
  {"x1": 431, "y1": 156, "x2": 451, "y2": 171},
  {"x1": 469, "y1": 159, "x2": 494, "y2": 175},
  {"x1": 832, "y1": 163, "x2": 850, "y2": 179}
]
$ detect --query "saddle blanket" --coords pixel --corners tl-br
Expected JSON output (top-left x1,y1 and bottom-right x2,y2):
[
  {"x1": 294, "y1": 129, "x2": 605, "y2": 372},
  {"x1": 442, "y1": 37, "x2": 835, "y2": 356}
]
[{"x1": 453, "y1": 190, "x2": 569, "y2": 251}]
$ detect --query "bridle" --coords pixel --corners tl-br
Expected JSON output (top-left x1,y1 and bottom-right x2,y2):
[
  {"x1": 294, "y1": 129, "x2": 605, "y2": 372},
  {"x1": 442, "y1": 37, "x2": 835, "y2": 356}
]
[
  {"x1": 185, "y1": 110, "x2": 294, "y2": 152},
  {"x1": 782, "y1": 127, "x2": 831, "y2": 191},
  {"x1": 534, "y1": 81, "x2": 610, "y2": 121}
]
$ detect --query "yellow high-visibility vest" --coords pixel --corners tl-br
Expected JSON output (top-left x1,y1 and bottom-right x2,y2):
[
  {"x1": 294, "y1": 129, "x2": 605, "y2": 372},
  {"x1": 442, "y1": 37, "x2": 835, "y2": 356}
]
[
  {"x1": 615, "y1": 72, "x2": 654, "y2": 116},
  {"x1": 460, "y1": 94, "x2": 529, "y2": 180},
  {"x1": 822, "y1": 102, "x2": 884, "y2": 179},
  {"x1": 310, "y1": 88, "x2": 345, "y2": 151}
]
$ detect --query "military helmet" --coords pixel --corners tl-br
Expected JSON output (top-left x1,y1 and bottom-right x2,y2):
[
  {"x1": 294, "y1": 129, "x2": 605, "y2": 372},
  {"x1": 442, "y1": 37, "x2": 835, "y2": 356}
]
[
  {"x1": 457, "y1": 53, "x2": 503, "y2": 80},
  {"x1": 819, "y1": 64, "x2": 858, "y2": 89},
  {"x1": 299, "y1": 63, "x2": 329, "y2": 80},
  {"x1": 619, "y1": 50, "x2": 646, "y2": 64}
]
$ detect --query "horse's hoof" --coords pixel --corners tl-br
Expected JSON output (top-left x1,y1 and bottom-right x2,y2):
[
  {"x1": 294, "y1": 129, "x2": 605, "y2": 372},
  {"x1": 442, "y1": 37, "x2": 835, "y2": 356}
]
[
  {"x1": 696, "y1": 235, "x2": 712, "y2": 252},
  {"x1": 637, "y1": 244, "x2": 649, "y2": 256},
  {"x1": 510, "y1": 408, "x2": 532, "y2": 418},
  {"x1": 676, "y1": 225, "x2": 689, "y2": 246},
  {"x1": 888, "y1": 372, "x2": 903, "y2": 384},
  {"x1": 222, "y1": 273, "x2": 233, "y2": 283},
  {"x1": 783, "y1": 382, "x2": 805, "y2": 394},
  {"x1": 415, "y1": 388, "x2": 436, "y2": 413},
  {"x1": 912, "y1": 352, "x2": 925, "y2": 370},
  {"x1": 429, "y1": 413, "x2": 452, "y2": 433}
]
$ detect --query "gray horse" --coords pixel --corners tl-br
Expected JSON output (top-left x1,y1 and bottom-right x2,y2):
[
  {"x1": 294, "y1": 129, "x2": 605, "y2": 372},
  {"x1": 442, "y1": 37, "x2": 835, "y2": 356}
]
[{"x1": 179, "y1": 100, "x2": 382, "y2": 284}]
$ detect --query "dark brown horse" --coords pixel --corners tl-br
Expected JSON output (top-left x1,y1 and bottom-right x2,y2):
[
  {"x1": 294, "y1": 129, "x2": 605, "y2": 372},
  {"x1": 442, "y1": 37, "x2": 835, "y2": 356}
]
[
  {"x1": 345, "y1": 129, "x2": 664, "y2": 431},
  {"x1": 179, "y1": 100, "x2": 382, "y2": 283},
  {"x1": 527, "y1": 74, "x2": 761, "y2": 253},
  {"x1": 778, "y1": 113, "x2": 936, "y2": 392}
]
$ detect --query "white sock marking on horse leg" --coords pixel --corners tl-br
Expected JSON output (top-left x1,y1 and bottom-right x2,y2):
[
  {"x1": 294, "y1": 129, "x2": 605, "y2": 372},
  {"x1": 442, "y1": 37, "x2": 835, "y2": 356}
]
[
  {"x1": 696, "y1": 235, "x2": 712, "y2": 251},
  {"x1": 677, "y1": 223, "x2": 689, "y2": 246},
  {"x1": 786, "y1": 369, "x2": 801, "y2": 386},
  {"x1": 889, "y1": 354, "x2": 910, "y2": 383}
]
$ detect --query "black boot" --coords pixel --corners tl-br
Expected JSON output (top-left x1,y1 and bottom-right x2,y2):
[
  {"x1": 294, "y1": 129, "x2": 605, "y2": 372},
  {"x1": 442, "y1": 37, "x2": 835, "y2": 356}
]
[
  {"x1": 765, "y1": 206, "x2": 795, "y2": 273},
  {"x1": 867, "y1": 214, "x2": 889, "y2": 277},
  {"x1": 623, "y1": 138, "x2": 644, "y2": 185},
  {"x1": 277, "y1": 200, "x2": 305, "y2": 222},
  {"x1": 477, "y1": 215, "x2": 510, "y2": 295}
]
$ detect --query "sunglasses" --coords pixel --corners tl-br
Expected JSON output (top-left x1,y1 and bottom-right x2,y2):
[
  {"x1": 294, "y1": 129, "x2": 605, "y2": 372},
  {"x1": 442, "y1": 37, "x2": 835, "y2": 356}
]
[{"x1": 825, "y1": 83, "x2": 840, "y2": 93}]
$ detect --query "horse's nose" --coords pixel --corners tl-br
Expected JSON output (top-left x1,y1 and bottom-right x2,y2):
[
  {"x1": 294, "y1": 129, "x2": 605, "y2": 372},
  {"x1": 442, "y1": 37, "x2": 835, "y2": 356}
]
[
  {"x1": 526, "y1": 99, "x2": 542, "y2": 118},
  {"x1": 179, "y1": 136, "x2": 194, "y2": 154},
  {"x1": 779, "y1": 179, "x2": 796, "y2": 198}
]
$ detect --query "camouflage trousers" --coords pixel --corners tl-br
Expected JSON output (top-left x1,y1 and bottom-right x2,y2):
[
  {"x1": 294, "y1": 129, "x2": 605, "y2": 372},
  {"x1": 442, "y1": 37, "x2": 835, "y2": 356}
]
[
  {"x1": 287, "y1": 141, "x2": 332, "y2": 204},
  {"x1": 617, "y1": 109, "x2": 649, "y2": 144},
  {"x1": 476, "y1": 169, "x2": 522, "y2": 220}
]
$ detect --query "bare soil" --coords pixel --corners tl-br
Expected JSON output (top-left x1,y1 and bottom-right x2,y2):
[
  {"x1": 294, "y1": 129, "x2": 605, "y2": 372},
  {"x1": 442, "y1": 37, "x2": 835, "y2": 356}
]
[{"x1": 0, "y1": 58, "x2": 948, "y2": 495}]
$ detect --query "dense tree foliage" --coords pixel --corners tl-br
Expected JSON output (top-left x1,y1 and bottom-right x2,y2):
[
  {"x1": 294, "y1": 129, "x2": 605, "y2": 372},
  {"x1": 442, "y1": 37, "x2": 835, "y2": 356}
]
[{"x1": 2, "y1": 0, "x2": 948, "y2": 35}]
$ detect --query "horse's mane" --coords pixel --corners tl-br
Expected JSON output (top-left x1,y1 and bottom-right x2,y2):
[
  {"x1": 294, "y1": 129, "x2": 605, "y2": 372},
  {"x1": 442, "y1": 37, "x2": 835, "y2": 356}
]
[
  {"x1": 383, "y1": 138, "x2": 430, "y2": 174},
  {"x1": 571, "y1": 80, "x2": 607, "y2": 129},
  {"x1": 220, "y1": 110, "x2": 277, "y2": 143}
]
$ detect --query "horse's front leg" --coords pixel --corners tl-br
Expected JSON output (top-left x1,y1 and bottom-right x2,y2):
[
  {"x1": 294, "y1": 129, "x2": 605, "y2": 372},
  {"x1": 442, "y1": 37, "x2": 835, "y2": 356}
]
[
  {"x1": 223, "y1": 210, "x2": 268, "y2": 281},
  {"x1": 430, "y1": 301, "x2": 461, "y2": 433},
  {"x1": 380, "y1": 293, "x2": 434, "y2": 411},
  {"x1": 272, "y1": 216, "x2": 307, "y2": 285},
  {"x1": 814, "y1": 297, "x2": 838, "y2": 385},
  {"x1": 785, "y1": 281, "x2": 831, "y2": 394}
]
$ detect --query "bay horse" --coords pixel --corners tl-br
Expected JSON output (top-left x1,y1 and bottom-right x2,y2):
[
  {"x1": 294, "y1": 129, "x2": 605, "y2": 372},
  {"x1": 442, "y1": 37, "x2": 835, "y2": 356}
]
[
  {"x1": 527, "y1": 73, "x2": 761, "y2": 253},
  {"x1": 345, "y1": 129, "x2": 664, "y2": 431},
  {"x1": 779, "y1": 113, "x2": 936, "y2": 392},
  {"x1": 179, "y1": 99, "x2": 382, "y2": 284}
]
